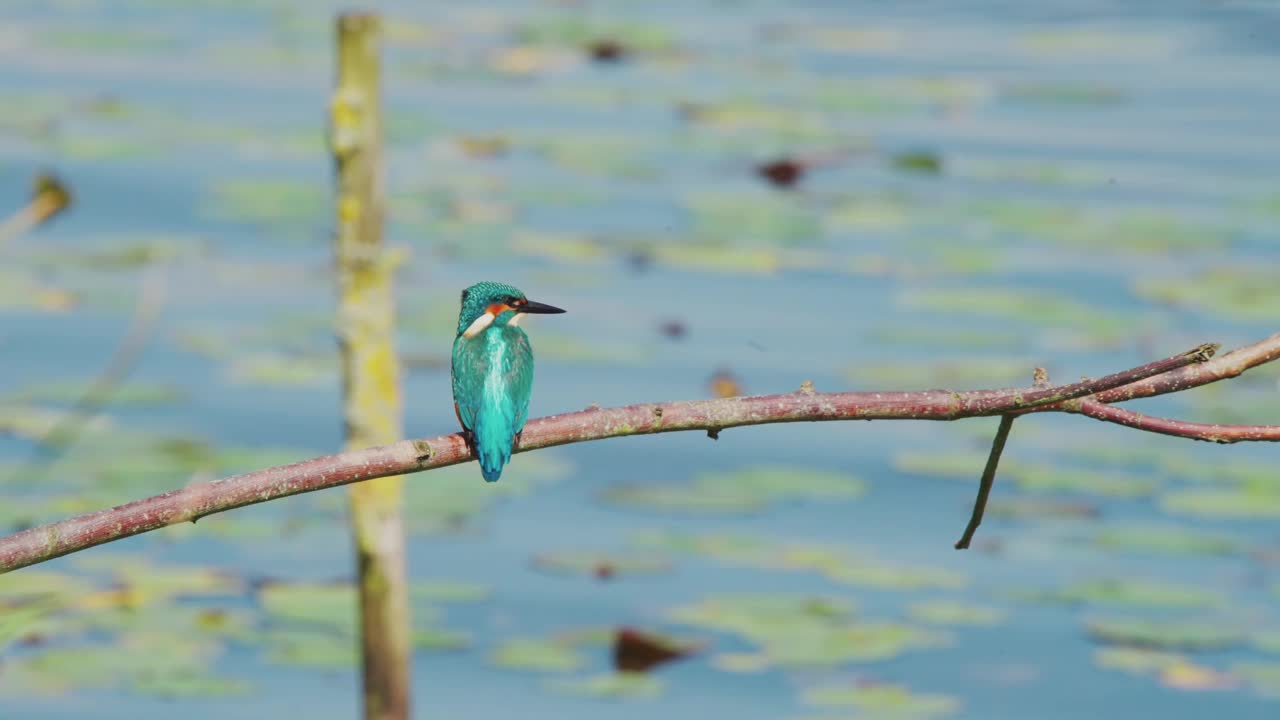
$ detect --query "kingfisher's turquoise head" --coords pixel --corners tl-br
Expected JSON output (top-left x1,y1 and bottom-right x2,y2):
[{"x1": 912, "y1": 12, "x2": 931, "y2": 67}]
[{"x1": 456, "y1": 281, "x2": 565, "y2": 338}]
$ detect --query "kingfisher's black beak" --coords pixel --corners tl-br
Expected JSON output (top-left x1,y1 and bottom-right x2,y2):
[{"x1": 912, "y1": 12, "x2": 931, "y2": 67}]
[{"x1": 519, "y1": 299, "x2": 566, "y2": 314}]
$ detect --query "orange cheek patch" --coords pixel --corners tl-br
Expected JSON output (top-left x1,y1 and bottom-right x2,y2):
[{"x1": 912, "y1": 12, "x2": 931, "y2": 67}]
[{"x1": 486, "y1": 303, "x2": 513, "y2": 316}]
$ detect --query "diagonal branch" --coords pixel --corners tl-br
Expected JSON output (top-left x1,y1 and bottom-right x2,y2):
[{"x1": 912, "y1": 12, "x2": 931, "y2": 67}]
[
  {"x1": 954, "y1": 414, "x2": 1016, "y2": 550},
  {"x1": 1076, "y1": 399, "x2": 1280, "y2": 444},
  {"x1": 1090, "y1": 332, "x2": 1280, "y2": 404},
  {"x1": 0, "y1": 337, "x2": 1275, "y2": 574}
]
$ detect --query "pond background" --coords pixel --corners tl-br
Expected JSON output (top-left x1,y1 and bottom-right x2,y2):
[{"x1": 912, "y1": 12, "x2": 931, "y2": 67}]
[{"x1": 1, "y1": 1, "x2": 1279, "y2": 718}]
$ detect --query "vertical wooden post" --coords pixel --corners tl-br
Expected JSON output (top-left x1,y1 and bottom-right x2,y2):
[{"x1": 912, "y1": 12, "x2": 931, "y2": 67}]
[{"x1": 330, "y1": 13, "x2": 411, "y2": 720}]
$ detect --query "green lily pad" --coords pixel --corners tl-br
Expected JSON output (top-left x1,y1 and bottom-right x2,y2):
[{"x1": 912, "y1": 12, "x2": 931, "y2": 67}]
[
  {"x1": 415, "y1": 627, "x2": 470, "y2": 651},
  {"x1": 72, "y1": 556, "x2": 241, "y2": 606},
  {"x1": 845, "y1": 358, "x2": 1032, "y2": 389},
  {"x1": 604, "y1": 466, "x2": 864, "y2": 515},
  {"x1": 532, "y1": 551, "x2": 673, "y2": 579},
  {"x1": 262, "y1": 628, "x2": 357, "y2": 668},
  {"x1": 411, "y1": 580, "x2": 490, "y2": 604},
  {"x1": 259, "y1": 582, "x2": 355, "y2": 632},
  {"x1": 228, "y1": 352, "x2": 337, "y2": 387},
  {"x1": 894, "y1": 451, "x2": 995, "y2": 479},
  {"x1": 988, "y1": 497, "x2": 1098, "y2": 520},
  {"x1": 1136, "y1": 266, "x2": 1280, "y2": 321},
  {"x1": 1161, "y1": 487, "x2": 1280, "y2": 519},
  {"x1": 637, "y1": 532, "x2": 964, "y2": 590},
  {"x1": 0, "y1": 632, "x2": 245, "y2": 697},
  {"x1": 891, "y1": 150, "x2": 943, "y2": 175},
  {"x1": 491, "y1": 638, "x2": 585, "y2": 673},
  {"x1": 687, "y1": 191, "x2": 822, "y2": 247},
  {"x1": 907, "y1": 601, "x2": 1006, "y2": 626},
  {"x1": 802, "y1": 682, "x2": 959, "y2": 718},
  {"x1": 518, "y1": 17, "x2": 675, "y2": 51},
  {"x1": 670, "y1": 594, "x2": 948, "y2": 667},
  {"x1": 547, "y1": 672, "x2": 663, "y2": 699},
  {"x1": 1095, "y1": 647, "x2": 1188, "y2": 675},
  {"x1": 1232, "y1": 662, "x2": 1280, "y2": 698},
  {"x1": 1253, "y1": 630, "x2": 1280, "y2": 655},
  {"x1": 1013, "y1": 579, "x2": 1224, "y2": 609},
  {"x1": 1093, "y1": 526, "x2": 1241, "y2": 556},
  {"x1": 202, "y1": 178, "x2": 327, "y2": 231},
  {"x1": 1085, "y1": 617, "x2": 1245, "y2": 651},
  {"x1": 1009, "y1": 466, "x2": 1156, "y2": 497},
  {"x1": 401, "y1": 454, "x2": 570, "y2": 533},
  {"x1": 13, "y1": 380, "x2": 188, "y2": 406}
]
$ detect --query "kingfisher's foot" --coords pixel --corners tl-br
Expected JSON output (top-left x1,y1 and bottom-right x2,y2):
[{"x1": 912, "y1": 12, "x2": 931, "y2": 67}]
[
  {"x1": 461, "y1": 428, "x2": 476, "y2": 453},
  {"x1": 513, "y1": 431, "x2": 523, "y2": 450}
]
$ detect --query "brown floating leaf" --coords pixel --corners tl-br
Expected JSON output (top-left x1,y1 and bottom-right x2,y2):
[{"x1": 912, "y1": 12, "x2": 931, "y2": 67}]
[
  {"x1": 708, "y1": 368, "x2": 743, "y2": 398},
  {"x1": 587, "y1": 39, "x2": 627, "y2": 62},
  {"x1": 757, "y1": 158, "x2": 805, "y2": 188},
  {"x1": 612, "y1": 627, "x2": 699, "y2": 673}
]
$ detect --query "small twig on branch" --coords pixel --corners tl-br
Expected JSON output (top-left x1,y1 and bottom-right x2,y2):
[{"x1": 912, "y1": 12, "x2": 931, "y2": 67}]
[
  {"x1": 1076, "y1": 399, "x2": 1280, "y2": 444},
  {"x1": 0, "y1": 336, "x2": 1277, "y2": 574},
  {"x1": 955, "y1": 414, "x2": 1015, "y2": 550}
]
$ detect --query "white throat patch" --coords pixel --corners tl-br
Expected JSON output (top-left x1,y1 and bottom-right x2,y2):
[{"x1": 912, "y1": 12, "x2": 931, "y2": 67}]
[
  {"x1": 508, "y1": 313, "x2": 525, "y2": 327},
  {"x1": 462, "y1": 312, "x2": 495, "y2": 339}
]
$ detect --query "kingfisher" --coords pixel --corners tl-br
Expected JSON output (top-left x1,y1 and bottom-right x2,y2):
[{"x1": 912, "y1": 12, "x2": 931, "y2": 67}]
[{"x1": 451, "y1": 281, "x2": 565, "y2": 482}]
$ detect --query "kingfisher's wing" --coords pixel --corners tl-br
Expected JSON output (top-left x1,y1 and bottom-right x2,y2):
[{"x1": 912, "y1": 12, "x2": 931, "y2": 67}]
[
  {"x1": 451, "y1": 335, "x2": 484, "y2": 432},
  {"x1": 504, "y1": 327, "x2": 534, "y2": 433}
]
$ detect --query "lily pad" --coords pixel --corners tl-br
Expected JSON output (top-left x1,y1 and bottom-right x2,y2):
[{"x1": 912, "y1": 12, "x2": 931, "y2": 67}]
[
  {"x1": 604, "y1": 466, "x2": 864, "y2": 514},
  {"x1": 491, "y1": 638, "x2": 585, "y2": 673},
  {"x1": 907, "y1": 601, "x2": 1006, "y2": 626},
  {"x1": 1233, "y1": 662, "x2": 1280, "y2": 698},
  {"x1": 670, "y1": 594, "x2": 949, "y2": 667},
  {"x1": 1013, "y1": 579, "x2": 1224, "y2": 609},
  {"x1": 1085, "y1": 617, "x2": 1245, "y2": 651},
  {"x1": 1161, "y1": 487, "x2": 1280, "y2": 519},
  {"x1": 1093, "y1": 526, "x2": 1241, "y2": 556},
  {"x1": 547, "y1": 672, "x2": 663, "y2": 700},
  {"x1": 1095, "y1": 647, "x2": 1188, "y2": 675},
  {"x1": 802, "y1": 682, "x2": 960, "y2": 718},
  {"x1": 532, "y1": 551, "x2": 673, "y2": 579}
]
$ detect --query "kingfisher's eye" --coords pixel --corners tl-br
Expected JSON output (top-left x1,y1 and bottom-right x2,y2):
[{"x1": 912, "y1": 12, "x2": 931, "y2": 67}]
[{"x1": 511, "y1": 298, "x2": 526, "y2": 307}]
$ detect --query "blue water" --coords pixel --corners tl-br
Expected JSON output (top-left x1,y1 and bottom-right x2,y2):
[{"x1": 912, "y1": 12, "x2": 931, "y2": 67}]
[{"x1": 1, "y1": 0, "x2": 1278, "y2": 718}]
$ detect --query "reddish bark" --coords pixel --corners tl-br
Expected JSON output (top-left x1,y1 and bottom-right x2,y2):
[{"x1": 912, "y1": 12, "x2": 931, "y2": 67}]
[{"x1": 1, "y1": 335, "x2": 1278, "y2": 574}]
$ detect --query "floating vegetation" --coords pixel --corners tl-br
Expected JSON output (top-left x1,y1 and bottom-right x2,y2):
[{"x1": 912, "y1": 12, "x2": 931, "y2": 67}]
[
  {"x1": 547, "y1": 672, "x2": 664, "y2": 700},
  {"x1": 671, "y1": 594, "x2": 949, "y2": 667},
  {"x1": 801, "y1": 681, "x2": 960, "y2": 718},
  {"x1": 1160, "y1": 487, "x2": 1280, "y2": 519},
  {"x1": 1135, "y1": 266, "x2": 1280, "y2": 322},
  {"x1": 891, "y1": 150, "x2": 944, "y2": 175},
  {"x1": 605, "y1": 466, "x2": 864, "y2": 514},
  {"x1": 1085, "y1": 617, "x2": 1245, "y2": 651},
  {"x1": 402, "y1": 454, "x2": 570, "y2": 533},
  {"x1": 531, "y1": 551, "x2": 673, "y2": 580},
  {"x1": 907, "y1": 601, "x2": 1007, "y2": 627},
  {"x1": 640, "y1": 531, "x2": 966, "y2": 590},
  {"x1": 492, "y1": 637, "x2": 587, "y2": 673},
  {"x1": 1092, "y1": 526, "x2": 1242, "y2": 557},
  {"x1": 1012, "y1": 579, "x2": 1225, "y2": 610},
  {"x1": 687, "y1": 191, "x2": 822, "y2": 246}
]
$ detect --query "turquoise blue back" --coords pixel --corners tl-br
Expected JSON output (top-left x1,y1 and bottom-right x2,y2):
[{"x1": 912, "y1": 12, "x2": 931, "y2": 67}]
[{"x1": 451, "y1": 318, "x2": 534, "y2": 482}]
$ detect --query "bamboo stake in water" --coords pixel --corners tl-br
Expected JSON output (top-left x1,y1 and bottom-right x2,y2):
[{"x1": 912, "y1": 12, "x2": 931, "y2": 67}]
[{"x1": 331, "y1": 13, "x2": 411, "y2": 720}]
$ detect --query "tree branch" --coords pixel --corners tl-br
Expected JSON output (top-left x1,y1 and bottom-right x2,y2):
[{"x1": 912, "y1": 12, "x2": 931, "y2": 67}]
[
  {"x1": 1, "y1": 336, "x2": 1278, "y2": 574},
  {"x1": 954, "y1": 414, "x2": 1015, "y2": 550},
  {"x1": 1076, "y1": 399, "x2": 1280, "y2": 443}
]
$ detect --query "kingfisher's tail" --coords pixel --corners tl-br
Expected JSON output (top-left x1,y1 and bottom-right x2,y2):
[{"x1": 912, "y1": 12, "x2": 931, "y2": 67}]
[{"x1": 474, "y1": 418, "x2": 514, "y2": 483}]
